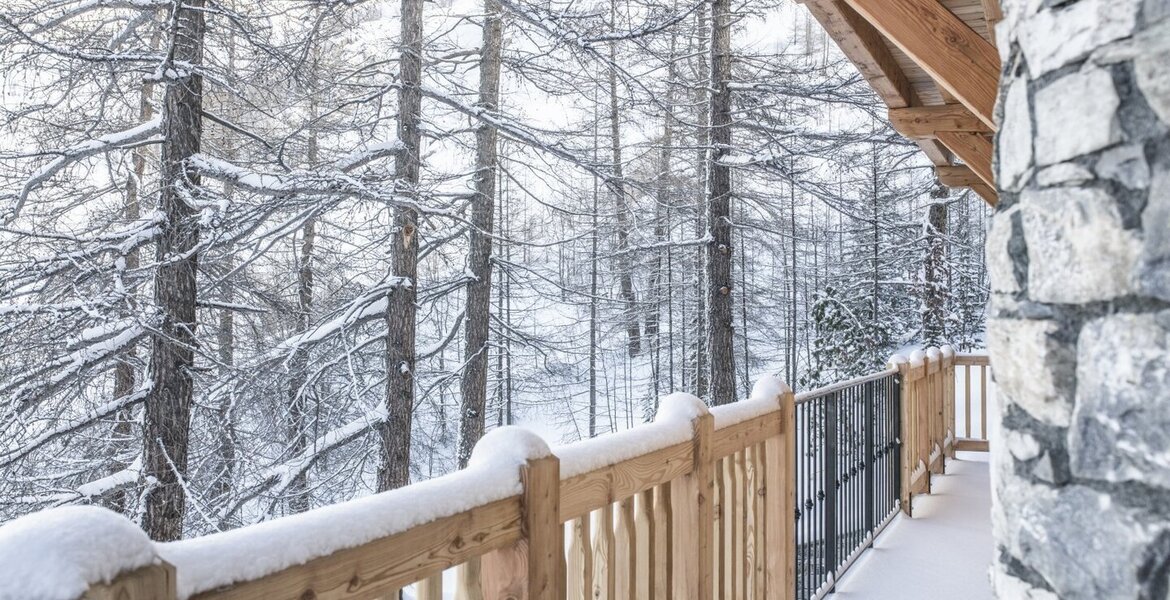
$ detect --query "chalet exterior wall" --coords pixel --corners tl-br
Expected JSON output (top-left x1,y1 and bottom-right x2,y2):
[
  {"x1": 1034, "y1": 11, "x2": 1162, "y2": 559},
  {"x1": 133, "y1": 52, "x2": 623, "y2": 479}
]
[{"x1": 989, "y1": 0, "x2": 1170, "y2": 598}]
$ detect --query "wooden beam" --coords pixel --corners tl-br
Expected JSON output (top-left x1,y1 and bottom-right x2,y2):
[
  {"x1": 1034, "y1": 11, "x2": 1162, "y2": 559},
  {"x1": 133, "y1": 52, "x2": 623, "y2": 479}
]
[
  {"x1": 800, "y1": 0, "x2": 953, "y2": 166},
  {"x1": 843, "y1": 0, "x2": 1001, "y2": 129},
  {"x1": 936, "y1": 131, "x2": 994, "y2": 187},
  {"x1": 889, "y1": 104, "x2": 993, "y2": 138},
  {"x1": 935, "y1": 165, "x2": 983, "y2": 188},
  {"x1": 981, "y1": 0, "x2": 1004, "y2": 47},
  {"x1": 972, "y1": 184, "x2": 999, "y2": 207}
]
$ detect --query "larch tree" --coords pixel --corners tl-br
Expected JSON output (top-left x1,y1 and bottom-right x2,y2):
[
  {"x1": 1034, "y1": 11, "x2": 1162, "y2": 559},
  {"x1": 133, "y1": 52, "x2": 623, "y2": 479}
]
[
  {"x1": 705, "y1": 0, "x2": 735, "y2": 406},
  {"x1": 381, "y1": 0, "x2": 426, "y2": 492},
  {"x1": 144, "y1": 0, "x2": 207, "y2": 541}
]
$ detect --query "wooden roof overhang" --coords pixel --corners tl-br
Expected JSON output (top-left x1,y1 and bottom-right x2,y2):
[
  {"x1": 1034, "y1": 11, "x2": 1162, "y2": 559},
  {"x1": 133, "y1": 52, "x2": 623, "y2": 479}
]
[{"x1": 798, "y1": 0, "x2": 1003, "y2": 206}]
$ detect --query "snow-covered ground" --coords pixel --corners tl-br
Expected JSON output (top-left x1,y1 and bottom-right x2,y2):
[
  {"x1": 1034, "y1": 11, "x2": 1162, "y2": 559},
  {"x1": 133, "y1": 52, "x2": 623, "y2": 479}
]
[{"x1": 827, "y1": 452, "x2": 993, "y2": 600}]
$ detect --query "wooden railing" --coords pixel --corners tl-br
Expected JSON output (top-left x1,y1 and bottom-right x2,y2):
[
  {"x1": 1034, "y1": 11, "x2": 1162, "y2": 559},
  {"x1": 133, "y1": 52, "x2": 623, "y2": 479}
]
[
  {"x1": 889, "y1": 346, "x2": 991, "y2": 519},
  {"x1": 8, "y1": 350, "x2": 995, "y2": 600},
  {"x1": 68, "y1": 378, "x2": 797, "y2": 600}
]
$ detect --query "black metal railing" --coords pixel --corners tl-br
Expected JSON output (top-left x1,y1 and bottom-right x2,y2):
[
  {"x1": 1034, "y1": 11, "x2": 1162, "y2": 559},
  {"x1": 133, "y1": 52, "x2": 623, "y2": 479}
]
[{"x1": 793, "y1": 369, "x2": 901, "y2": 600}]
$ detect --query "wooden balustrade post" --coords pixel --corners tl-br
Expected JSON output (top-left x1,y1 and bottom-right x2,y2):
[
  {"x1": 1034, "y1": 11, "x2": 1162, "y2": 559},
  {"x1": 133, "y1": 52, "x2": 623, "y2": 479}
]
[
  {"x1": 84, "y1": 561, "x2": 177, "y2": 600},
  {"x1": 482, "y1": 450, "x2": 562, "y2": 600},
  {"x1": 888, "y1": 355, "x2": 914, "y2": 517},
  {"x1": 927, "y1": 348, "x2": 944, "y2": 477},
  {"x1": 763, "y1": 383, "x2": 796, "y2": 600},
  {"x1": 670, "y1": 403, "x2": 714, "y2": 600},
  {"x1": 942, "y1": 346, "x2": 957, "y2": 461}
]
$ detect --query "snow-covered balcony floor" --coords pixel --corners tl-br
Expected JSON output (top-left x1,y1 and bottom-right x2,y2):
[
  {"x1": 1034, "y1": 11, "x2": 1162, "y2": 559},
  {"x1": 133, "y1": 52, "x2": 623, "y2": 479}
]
[{"x1": 828, "y1": 452, "x2": 993, "y2": 600}]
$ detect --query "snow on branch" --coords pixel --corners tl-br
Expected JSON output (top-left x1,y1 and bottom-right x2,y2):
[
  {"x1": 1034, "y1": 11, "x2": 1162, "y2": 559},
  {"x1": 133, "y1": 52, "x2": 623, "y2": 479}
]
[{"x1": 3, "y1": 118, "x2": 162, "y2": 223}]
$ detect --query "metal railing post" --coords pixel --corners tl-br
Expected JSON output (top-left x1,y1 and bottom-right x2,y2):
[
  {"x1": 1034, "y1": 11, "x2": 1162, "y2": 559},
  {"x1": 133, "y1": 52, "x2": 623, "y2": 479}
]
[
  {"x1": 864, "y1": 380, "x2": 875, "y2": 536},
  {"x1": 824, "y1": 392, "x2": 838, "y2": 591}
]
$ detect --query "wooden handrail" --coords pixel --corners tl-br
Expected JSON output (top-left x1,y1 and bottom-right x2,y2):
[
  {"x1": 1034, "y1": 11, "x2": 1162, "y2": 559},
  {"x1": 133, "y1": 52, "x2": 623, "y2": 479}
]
[
  {"x1": 17, "y1": 357, "x2": 993, "y2": 600},
  {"x1": 67, "y1": 380, "x2": 797, "y2": 600}
]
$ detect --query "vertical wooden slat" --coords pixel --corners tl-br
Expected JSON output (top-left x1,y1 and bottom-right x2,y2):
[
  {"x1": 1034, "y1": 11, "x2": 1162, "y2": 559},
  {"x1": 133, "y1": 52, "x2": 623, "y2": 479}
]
[
  {"x1": 714, "y1": 457, "x2": 726, "y2": 598},
  {"x1": 980, "y1": 365, "x2": 988, "y2": 440},
  {"x1": 733, "y1": 450, "x2": 745, "y2": 598},
  {"x1": 671, "y1": 409, "x2": 713, "y2": 600},
  {"x1": 964, "y1": 364, "x2": 972, "y2": 439},
  {"x1": 652, "y1": 484, "x2": 673, "y2": 600},
  {"x1": 743, "y1": 445, "x2": 758, "y2": 599},
  {"x1": 456, "y1": 557, "x2": 484, "y2": 600},
  {"x1": 84, "y1": 562, "x2": 176, "y2": 600},
  {"x1": 762, "y1": 383, "x2": 795, "y2": 600},
  {"x1": 417, "y1": 574, "x2": 443, "y2": 600},
  {"x1": 615, "y1": 495, "x2": 637, "y2": 599},
  {"x1": 635, "y1": 488, "x2": 655, "y2": 600},
  {"x1": 593, "y1": 504, "x2": 616, "y2": 600},
  {"x1": 892, "y1": 359, "x2": 915, "y2": 517},
  {"x1": 719, "y1": 456, "x2": 732, "y2": 599},
  {"x1": 567, "y1": 514, "x2": 593, "y2": 600}
]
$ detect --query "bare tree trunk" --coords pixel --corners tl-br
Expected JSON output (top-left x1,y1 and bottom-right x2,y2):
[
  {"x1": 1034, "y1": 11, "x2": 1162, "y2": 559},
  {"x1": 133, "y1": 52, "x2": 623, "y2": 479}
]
[
  {"x1": 706, "y1": 0, "x2": 735, "y2": 406},
  {"x1": 212, "y1": 248, "x2": 236, "y2": 514},
  {"x1": 143, "y1": 0, "x2": 205, "y2": 542},
  {"x1": 380, "y1": 0, "x2": 424, "y2": 492},
  {"x1": 924, "y1": 201, "x2": 948, "y2": 347},
  {"x1": 287, "y1": 214, "x2": 315, "y2": 512},
  {"x1": 457, "y1": 0, "x2": 502, "y2": 469},
  {"x1": 608, "y1": 0, "x2": 641, "y2": 358}
]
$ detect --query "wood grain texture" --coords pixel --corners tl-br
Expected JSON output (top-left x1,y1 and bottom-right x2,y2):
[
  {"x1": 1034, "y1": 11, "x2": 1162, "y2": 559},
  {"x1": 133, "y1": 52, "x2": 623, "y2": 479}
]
[
  {"x1": 84, "y1": 562, "x2": 176, "y2": 600},
  {"x1": 844, "y1": 0, "x2": 1001, "y2": 128},
  {"x1": 194, "y1": 498, "x2": 521, "y2": 600},
  {"x1": 566, "y1": 515, "x2": 593, "y2": 600},
  {"x1": 712, "y1": 412, "x2": 782, "y2": 460},
  {"x1": 888, "y1": 104, "x2": 991, "y2": 138},
  {"x1": 559, "y1": 441, "x2": 692, "y2": 522}
]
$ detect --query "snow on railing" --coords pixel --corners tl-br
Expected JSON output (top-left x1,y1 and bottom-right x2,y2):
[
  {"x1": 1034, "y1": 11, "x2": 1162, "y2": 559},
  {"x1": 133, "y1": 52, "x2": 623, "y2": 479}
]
[
  {"x1": 0, "y1": 356, "x2": 993, "y2": 600},
  {"x1": 0, "y1": 377, "x2": 799, "y2": 600}
]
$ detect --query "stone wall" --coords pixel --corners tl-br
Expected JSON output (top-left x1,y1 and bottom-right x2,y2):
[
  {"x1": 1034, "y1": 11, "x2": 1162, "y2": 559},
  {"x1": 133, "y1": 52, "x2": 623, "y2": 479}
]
[{"x1": 988, "y1": 0, "x2": 1170, "y2": 598}]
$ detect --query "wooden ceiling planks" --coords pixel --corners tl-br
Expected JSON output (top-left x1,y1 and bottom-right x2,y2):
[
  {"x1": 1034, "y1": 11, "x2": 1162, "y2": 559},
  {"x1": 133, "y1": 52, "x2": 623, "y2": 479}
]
[{"x1": 802, "y1": 0, "x2": 1000, "y2": 206}]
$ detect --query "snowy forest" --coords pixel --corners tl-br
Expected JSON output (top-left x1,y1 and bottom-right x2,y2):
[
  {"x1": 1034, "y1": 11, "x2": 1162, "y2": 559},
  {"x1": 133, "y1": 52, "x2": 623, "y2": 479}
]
[{"x1": 0, "y1": 0, "x2": 989, "y2": 541}]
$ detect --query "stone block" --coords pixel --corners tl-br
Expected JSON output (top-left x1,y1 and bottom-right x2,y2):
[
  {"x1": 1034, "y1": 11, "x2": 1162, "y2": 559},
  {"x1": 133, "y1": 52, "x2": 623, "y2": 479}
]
[
  {"x1": 1020, "y1": 187, "x2": 1140, "y2": 303},
  {"x1": 1035, "y1": 163, "x2": 1093, "y2": 187},
  {"x1": 1018, "y1": 0, "x2": 1138, "y2": 76},
  {"x1": 986, "y1": 318, "x2": 1072, "y2": 426},
  {"x1": 1035, "y1": 67, "x2": 1122, "y2": 165},
  {"x1": 1096, "y1": 144, "x2": 1150, "y2": 189},
  {"x1": 1135, "y1": 48, "x2": 1170, "y2": 127},
  {"x1": 987, "y1": 207, "x2": 1021, "y2": 294},
  {"x1": 1016, "y1": 486, "x2": 1158, "y2": 599},
  {"x1": 999, "y1": 76, "x2": 1034, "y2": 191},
  {"x1": 1071, "y1": 313, "x2": 1170, "y2": 488},
  {"x1": 1137, "y1": 166, "x2": 1170, "y2": 301}
]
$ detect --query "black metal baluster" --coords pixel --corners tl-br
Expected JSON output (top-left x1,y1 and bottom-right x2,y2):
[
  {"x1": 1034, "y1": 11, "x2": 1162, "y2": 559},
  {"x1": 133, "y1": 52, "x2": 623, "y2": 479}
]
[
  {"x1": 824, "y1": 393, "x2": 838, "y2": 590},
  {"x1": 865, "y1": 380, "x2": 875, "y2": 536}
]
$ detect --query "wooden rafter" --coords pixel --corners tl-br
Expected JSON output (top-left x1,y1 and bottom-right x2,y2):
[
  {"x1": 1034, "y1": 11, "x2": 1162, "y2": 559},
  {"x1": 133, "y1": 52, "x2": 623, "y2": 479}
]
[
  {"x1": 842, "y1": 0, "x2": 1001, "y2": 129},
  {"x1": 800, "y1": 0, "x2": 953, "y2": 166},
  {"x1": 888, "y1": 104, "x2": 992, "y2": 139},
  {"x1": 935, "y1": 165, "x2": 984, "y2": 188},
  {"x1": 971, "y1": 184, "x2": 998, "y2": 207},
  {"x1": 935, "y1": 131, "x2": 994, "y2": 187}
]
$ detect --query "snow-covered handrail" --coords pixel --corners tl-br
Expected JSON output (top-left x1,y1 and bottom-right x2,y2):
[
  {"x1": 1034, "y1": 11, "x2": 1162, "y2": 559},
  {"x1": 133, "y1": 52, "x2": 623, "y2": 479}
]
[{"x1": 0, "y1": 377, "x2": 800, "y2": 600}]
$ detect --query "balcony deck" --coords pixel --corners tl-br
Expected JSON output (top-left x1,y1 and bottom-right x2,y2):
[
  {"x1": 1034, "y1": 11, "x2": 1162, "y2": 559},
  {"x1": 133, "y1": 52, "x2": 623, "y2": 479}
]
[{"x1": 829, "y1": 452, "x2": 993, "y2": 600}]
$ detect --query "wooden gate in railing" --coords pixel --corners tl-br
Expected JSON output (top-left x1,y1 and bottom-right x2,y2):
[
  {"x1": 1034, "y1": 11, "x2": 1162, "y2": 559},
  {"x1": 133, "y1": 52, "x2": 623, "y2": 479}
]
[{"x1": 24, "y1": 348, "x2": 994, "y2": 600}]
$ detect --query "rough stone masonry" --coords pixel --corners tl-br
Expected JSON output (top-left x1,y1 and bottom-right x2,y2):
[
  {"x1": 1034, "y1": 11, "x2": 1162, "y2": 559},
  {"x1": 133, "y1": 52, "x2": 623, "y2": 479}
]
[{"x1": 987, "y1": 0, "x2": 1170, "y2": 598}]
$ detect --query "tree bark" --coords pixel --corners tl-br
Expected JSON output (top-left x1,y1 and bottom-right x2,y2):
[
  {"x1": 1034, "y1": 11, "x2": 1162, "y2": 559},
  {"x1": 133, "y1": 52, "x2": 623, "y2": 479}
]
[
  {"x1": 608, "y1": 1, "x2": 641, "y2": 358},
  {"x1": 706, "y1": 0, "x2": 735, "y2": 406},
  {"x1": 457, "y1": 0, "x2": 502, "y2": 469},
  {"x1": 287, "y1": 215, "x2": 315, "y2": 512},
  {"x1": 923, "y1": 201, "x2": 948, "y2": 347},
  {"x1": 143, "y1": 0, "x2": 205, "y2": 542},
  {"x1": 379, "y1": 0, "x2": 424, "y2": 492}
]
